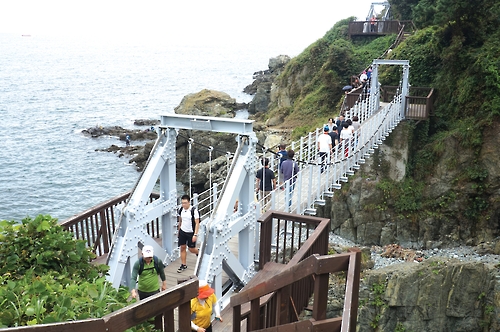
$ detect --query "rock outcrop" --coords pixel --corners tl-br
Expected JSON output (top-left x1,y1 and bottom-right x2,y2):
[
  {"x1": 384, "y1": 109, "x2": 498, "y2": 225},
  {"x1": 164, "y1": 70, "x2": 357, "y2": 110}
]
[
  {"x1": 82, "y1": 126, "x2": 157, "y2": 141},
  {"x1": 245, "y1": 55, "x2": 291, "y2": 115},
  {"x1": 174, "y1": 89, "x2": 246, "y2": 118},
  {"x1": 318, "y1": 121, "x2": 500, "y2": 248},
  {"x1": 357, "y1": 258, "x2": 499, "y2": 332}
]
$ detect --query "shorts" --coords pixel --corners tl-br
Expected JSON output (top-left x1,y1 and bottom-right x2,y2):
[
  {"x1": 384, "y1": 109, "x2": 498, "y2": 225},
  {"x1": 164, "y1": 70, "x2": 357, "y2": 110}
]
[
  {"x1": 138, "y1": 289, "x2": 159, "y2": 300},
  {"x1": 178, "y1": 229, "x2": 196, "y2": 248}
]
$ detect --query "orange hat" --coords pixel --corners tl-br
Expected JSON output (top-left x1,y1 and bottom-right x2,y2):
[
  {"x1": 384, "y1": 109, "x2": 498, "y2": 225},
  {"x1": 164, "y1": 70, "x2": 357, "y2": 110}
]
[{"x1": 198, "y1": 280, "x2": 214, "y2": 299}]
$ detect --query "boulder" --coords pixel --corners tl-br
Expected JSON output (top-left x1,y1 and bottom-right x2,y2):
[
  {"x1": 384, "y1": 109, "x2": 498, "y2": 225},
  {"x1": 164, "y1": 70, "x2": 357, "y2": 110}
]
[
  {"x1": 174, "y1": 89, "x2": 245, "y2": 118},
  {"x1": 134, "y1": 119, "x2": 160, "y2": 126}
]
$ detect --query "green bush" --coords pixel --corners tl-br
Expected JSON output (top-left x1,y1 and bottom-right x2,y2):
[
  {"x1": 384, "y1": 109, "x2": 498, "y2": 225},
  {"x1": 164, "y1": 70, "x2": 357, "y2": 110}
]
[{"x1": 0, "y1": 215, "x2": 151, "y2": 329}]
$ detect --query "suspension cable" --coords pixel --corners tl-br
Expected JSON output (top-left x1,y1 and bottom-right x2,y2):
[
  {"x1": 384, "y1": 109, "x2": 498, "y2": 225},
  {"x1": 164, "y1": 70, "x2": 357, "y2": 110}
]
[
  {"x1": 188, "y1": 138, "x2": 193, "y2": 198},
  {"x1": 208, "y1": 146, "x2": 213, "y2": 212}
]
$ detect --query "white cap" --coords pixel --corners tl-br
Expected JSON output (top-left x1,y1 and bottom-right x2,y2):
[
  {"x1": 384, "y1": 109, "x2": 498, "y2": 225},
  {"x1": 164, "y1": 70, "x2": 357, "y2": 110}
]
[{"x1": 142, "y1": 245, "x2": 154, "y2": 258}]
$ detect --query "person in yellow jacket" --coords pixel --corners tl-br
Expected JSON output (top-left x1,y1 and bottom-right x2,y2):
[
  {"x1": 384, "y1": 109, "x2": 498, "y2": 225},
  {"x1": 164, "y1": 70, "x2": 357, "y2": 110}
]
[{"x1": 191, "y1": 280, "x2": 222, "y2": 332}]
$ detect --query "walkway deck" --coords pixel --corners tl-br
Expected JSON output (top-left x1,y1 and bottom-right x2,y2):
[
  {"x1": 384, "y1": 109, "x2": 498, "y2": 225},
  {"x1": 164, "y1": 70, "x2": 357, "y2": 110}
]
[{"x1": 94, "y1": 237, "x2": 239, "y2": 329}]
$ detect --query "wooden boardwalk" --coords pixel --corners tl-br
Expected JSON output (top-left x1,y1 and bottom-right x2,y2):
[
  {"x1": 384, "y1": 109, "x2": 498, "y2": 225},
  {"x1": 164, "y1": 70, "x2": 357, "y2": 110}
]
[{"x1": 93, "y1": 236, "x2": 241, "y2": 331}]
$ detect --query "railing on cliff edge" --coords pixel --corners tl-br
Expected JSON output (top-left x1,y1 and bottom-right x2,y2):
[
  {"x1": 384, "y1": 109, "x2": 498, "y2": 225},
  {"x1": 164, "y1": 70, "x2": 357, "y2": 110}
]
[
  {"x1": 0, "y1": 278, "x2": 198, "y2": 332},
  {"x1": 231, "y1": 211, "x2": 360, "y2": 332},
  {"x1": 380, "y1": 86, "x2": 435, "y2": 120}
]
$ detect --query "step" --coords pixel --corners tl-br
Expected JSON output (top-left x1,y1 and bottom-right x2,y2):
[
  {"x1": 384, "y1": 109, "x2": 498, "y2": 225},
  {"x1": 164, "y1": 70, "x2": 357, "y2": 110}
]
[
  {"x1": 352, "y1": 164, "x2": 361, "y2": 170},
  {"x1": 332, "y1": 183, "x2": 342, "y2": 190},
  {"x1": 358, "y1": 159, "x2": 366, "y2": 164},
  {"x1": 340, "y1": 176, "x2": 349, "y2": 182},
  {"x1": 314, "y1": 199, "x2": 326, "y2": 206},
  {"x1": 373, "y1": 144, "x2": 379, "y2": 149},
  {"x1": 323, "y1": 191, "x2": 334, "y2": 198},
  {"x1": 368, "y1": 148, "x2": 375, "y2": 153},
  {"x1": 346, "y1": 170, "x2": 355, "y2": 176},
  {"x1": 377, "y1": 139, "x2": 384, "y2": 144},
  {"x1": 304, "y1": 208, "x2": 317, "y2": 216}
]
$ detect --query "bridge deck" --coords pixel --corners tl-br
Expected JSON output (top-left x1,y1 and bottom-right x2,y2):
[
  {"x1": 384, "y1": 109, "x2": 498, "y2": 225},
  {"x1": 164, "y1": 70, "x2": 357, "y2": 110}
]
[{"x1": 93, "y1": 237, "x2": 240, "y2": 330}]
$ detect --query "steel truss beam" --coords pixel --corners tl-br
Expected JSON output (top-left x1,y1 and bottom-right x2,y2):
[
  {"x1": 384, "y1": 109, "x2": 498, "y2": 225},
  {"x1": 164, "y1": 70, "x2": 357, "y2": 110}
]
[{"x1": 106, "y1": 114, "x2": 258, "y2": 310}]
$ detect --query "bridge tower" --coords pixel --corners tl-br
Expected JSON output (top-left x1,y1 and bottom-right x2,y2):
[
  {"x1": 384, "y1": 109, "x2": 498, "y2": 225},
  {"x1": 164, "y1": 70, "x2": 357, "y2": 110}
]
[{"x1": 106, "y1": 114, "x2": 259, "y2": 306}]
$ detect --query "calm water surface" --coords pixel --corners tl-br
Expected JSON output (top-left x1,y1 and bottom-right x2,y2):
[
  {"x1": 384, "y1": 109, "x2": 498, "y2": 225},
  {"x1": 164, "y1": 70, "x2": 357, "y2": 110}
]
[{"x1": 0, "y1": 33, "x2": 303, "y2": 221}]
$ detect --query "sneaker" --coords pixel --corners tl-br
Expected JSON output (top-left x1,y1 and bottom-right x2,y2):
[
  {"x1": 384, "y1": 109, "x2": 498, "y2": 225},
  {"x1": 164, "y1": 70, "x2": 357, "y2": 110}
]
[{"x1": 177, "y1": 264, "x2": 187, "y2": 273}]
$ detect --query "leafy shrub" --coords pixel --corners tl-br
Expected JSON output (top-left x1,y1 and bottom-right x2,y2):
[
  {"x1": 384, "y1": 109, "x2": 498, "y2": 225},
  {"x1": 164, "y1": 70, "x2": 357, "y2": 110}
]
[
  {"x1": 0, "y1": 215, "x2": 148, "y2": 329},
  {"x1": 0, "y1": 215, "x2": 99, "y2": 279}
]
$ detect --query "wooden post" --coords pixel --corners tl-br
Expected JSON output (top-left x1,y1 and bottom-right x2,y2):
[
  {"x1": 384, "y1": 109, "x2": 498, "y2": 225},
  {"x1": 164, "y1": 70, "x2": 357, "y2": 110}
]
[
  {"x1": 249, "y1": 298, "x2": 261, "y2": 330},
  {"x1": 313, "y1": 273, "x2": 329, "y2": 321},
  {"x1": 276, "y1": 285, "x2": 290, "y2": 325},
  {"x1": 100, "y1": 210, "x2": 109, "y2": 254},
  {"x1": 178, "y1": 301, "x2": 191, "y2": 332},
  {"x1": 164, "y1": 309, "x2": 174, "y2": 332},
  {"x1": 233, "y1": 304, "x2": 241, "y2": 332}
]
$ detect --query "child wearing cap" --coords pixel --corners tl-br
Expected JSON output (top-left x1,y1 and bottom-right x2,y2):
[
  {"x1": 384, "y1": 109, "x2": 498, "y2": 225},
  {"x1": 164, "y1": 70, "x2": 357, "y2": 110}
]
[{"x1": 191, "y1": 280, "x2": 222, "y2": 331}]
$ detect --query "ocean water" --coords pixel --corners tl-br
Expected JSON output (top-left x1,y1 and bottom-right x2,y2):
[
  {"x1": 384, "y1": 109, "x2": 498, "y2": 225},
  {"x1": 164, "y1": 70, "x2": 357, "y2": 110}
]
[{"x1": 0, "y1": 33, "x2": 303, "y2": 222}]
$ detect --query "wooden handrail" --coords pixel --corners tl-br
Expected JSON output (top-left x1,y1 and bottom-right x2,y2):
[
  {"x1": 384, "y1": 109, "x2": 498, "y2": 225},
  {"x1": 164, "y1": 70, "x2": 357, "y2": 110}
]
[
  {"x1": 59, "y1": 191, "x2": 161, "y2": 257},
  {"x1": 1, "y1": 278, "x2": 198, "y2": 332},
  {"x1": 231, "y1": 251, "x2": 361, "y2": 332}
]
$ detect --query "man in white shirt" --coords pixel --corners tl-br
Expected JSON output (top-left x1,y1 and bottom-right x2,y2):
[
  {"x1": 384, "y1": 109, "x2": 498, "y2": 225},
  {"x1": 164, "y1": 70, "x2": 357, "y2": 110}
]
[
  {"x1": 340, "y1": 122, "x2": 353, "y2": 157},
  {"x1": 318, "y1": 126, "x2": 332, "y2": 173},
  {"x1": 177, "y1": 194, "x2": 200, "y2": 273}
]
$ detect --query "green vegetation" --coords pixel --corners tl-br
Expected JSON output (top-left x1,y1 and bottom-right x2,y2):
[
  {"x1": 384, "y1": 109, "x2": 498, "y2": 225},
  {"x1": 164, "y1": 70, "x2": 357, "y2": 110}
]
[
  {"x1": 271, "y1": 0, "x2": 500, "y2": 226},
  {"x1": 271, "y1": 18, "x2": 397, "y2": 136},
  {"x1": 368, "y1": 282, "x2": 387, "y2": 330},
  {"x1": 0, "y1": 216, "x2": 153, "y2": 331}
]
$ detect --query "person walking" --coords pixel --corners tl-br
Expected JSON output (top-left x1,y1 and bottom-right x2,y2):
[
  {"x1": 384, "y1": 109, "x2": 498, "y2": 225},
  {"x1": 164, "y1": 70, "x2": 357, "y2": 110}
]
[
  {"x1": 318, "y1": 126, "x2": 332, "y2": 173},
  {"x1": 177, "y1": 194, "x2": 200, "y2": 273},
  {"x1": 281, "y1": 149, "x2": 299, "y2": 208},
  {"x1": 255, "y1": 157, "x2": 276, "y2": 211},
  {"x1": 191, "y1": 280, "x2": 222, "y2": 332},
  {"x1": 276, "y1": 144, "x2": 288, "y2": 189},
  {"x1": 130, "y1": 245, "x2": 167, "y2": 300}
]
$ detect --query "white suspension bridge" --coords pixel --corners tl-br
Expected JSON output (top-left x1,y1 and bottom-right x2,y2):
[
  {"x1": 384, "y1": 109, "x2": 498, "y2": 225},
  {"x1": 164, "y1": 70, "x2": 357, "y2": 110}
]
[{"x1": 101, "y1": 59, "x2": 411, "y2": 312}]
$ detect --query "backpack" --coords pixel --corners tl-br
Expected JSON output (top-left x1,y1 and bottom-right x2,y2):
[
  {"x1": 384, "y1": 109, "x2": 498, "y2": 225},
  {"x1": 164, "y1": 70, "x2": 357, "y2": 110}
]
[
  {"x1": 138, "y1": 255, "x2": 164, "y2": 275},
  {"x1": 178, "y1": 206, "x2": 198, "y2": 231},
  {"x1": 278, "y1": 150, "x2": 288, "y2": 167}
]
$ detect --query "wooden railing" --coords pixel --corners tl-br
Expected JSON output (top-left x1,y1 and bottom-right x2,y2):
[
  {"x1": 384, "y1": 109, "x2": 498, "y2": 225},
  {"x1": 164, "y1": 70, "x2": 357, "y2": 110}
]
[
  {"x1": 405, "y1": 87, "x2": 435, "y2": 120},
  {"x1": 231, "y1": 252, "x2": 361, "y2": 332},
  {"x1": 343, "y1": 86, "x2": 366, "y2": 111},
  {"x1": 60, "y1": 191, "x2": 160, "y2": 257},
  {"x1": 0, "y1": 277, "x2": 198, "y2": 332},
  {"x1": 348, "y1": 20, "x2": 401, "y2": 36},
  {"x1": 258, "y1": 211, "x2": 330, "y2": 269},
  {"x1": 230, "y1": 211, "x2": 360, "y2": 332}
]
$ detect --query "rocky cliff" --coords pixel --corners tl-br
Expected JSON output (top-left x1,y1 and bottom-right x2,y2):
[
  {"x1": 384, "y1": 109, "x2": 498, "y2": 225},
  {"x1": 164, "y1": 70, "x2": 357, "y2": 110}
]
[
  {"x1": 357, "y1": 258, "x2": 499, "y2": 332},
  {"x1": 316, "y1": 121, "x2": 500, "y2": 249}
]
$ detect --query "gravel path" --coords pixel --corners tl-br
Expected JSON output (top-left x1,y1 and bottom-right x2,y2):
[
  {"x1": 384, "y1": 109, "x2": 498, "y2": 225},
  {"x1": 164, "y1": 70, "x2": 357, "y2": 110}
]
[{"x1": 329, "y1": 233, "x2": 500, "y2": 269}]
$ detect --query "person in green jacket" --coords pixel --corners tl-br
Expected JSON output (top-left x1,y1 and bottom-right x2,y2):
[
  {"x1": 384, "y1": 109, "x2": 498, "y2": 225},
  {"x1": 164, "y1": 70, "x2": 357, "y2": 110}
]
[{"x1": 130, "y1": 245, "x2": 167, "y2": 300}]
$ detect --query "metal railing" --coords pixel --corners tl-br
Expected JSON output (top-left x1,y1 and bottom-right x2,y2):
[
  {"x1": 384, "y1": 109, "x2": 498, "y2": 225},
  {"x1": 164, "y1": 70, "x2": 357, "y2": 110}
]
[{"x1": 0, "y1": 278, "x2": 198, "y2": 332}]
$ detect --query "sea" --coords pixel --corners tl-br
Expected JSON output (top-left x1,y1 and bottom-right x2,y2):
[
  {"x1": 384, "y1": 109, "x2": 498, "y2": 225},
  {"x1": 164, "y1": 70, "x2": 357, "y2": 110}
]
[{"x1": 0, "y1": 33, "x2": 305, "y2": 222}]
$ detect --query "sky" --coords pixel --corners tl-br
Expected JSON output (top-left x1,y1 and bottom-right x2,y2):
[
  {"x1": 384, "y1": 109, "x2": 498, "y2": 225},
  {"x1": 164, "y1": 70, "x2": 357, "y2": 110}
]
[{"x1": 0, "y1": 0, "x2": 380, "y2": 47}]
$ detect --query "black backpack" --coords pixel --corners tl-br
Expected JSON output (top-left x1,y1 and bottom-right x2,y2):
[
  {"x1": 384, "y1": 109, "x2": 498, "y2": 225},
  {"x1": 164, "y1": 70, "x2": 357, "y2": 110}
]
[
  {"x1": 178, "y1": 207, "x2": 198, "y2": 231},
  {"x1": 138, "y1": 255, "x2": 164, "y2": 275}
]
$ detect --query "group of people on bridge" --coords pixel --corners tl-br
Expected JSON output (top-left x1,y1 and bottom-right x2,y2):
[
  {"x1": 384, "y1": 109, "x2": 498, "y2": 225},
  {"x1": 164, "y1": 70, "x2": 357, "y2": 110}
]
[{"x1": 129, "y1": 194, "x2": 221, "y2": 332}]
